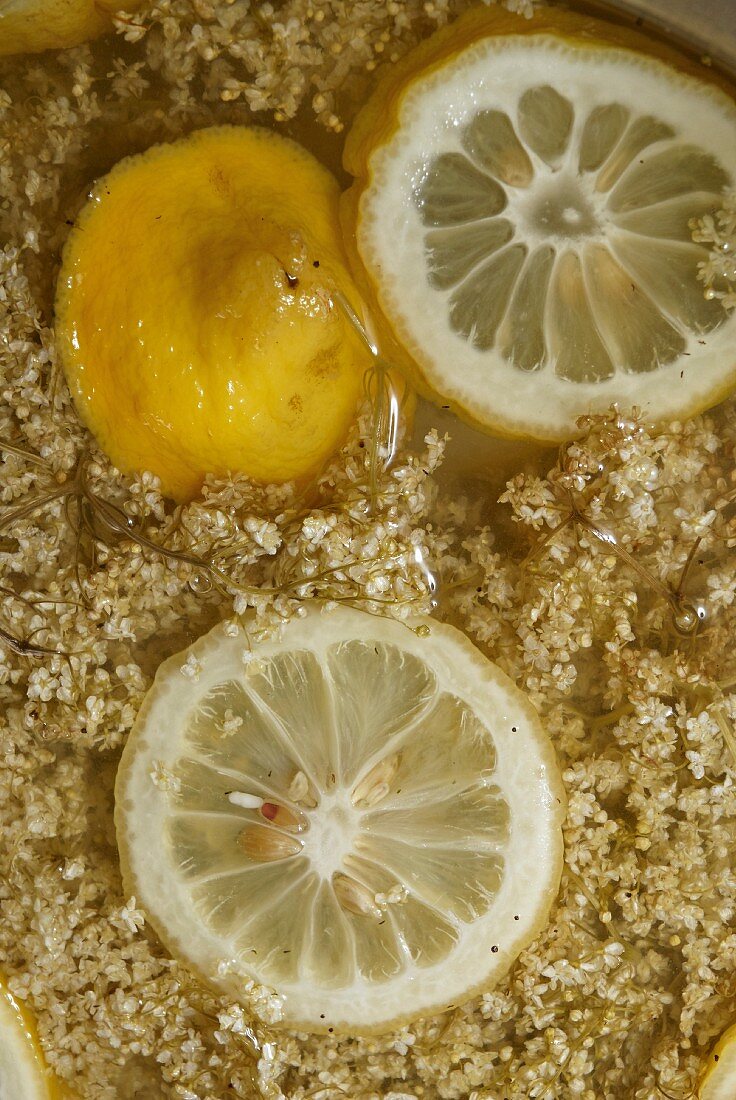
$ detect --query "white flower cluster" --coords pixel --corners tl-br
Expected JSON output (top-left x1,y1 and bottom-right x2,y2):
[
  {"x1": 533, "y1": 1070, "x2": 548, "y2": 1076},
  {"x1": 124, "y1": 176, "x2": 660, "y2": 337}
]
[{"x1": 692, "y1": 191, "x2": 736, "y2": 312}]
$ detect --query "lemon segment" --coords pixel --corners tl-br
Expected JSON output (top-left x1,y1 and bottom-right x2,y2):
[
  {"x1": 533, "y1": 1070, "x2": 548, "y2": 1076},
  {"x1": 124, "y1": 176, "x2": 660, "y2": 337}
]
[
  {"x1": 344, "y1": 8, "x2": 736, "y2": 442},
  {"x1": 55, "y1": 127, "x2": 372, "y2": 502},
  {"x1": 699, "y1": 1022, "x2": 736, "y2": 1100},
  {"x1": 0, "y1": 0, "x2": 140, "y2": 56},
  {"x1": 0, "y1": 981, "x2": 55, "y2": 1100},
  {"x1": 115, "y1": 605, "x2": 565, "y2": 1034}
]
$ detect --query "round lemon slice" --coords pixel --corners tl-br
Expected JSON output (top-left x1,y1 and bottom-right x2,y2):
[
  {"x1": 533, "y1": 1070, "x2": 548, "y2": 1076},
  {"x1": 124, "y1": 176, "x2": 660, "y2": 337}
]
[
  {"x1": 699, "y1": 1022, "x2": 736, "y2": 1100},
  {"x1": 55, "y1": 127, "x2": 372, "y2": 502},
  {"x1": 115, "y1": 605, "x2": 565, "y2": 1033},
  {"x1": 344, "y1": 7, "x2": 736, "y2": 442},
  {"x1": 0, "y1": 982, "x2": 54, "y2": 1100}
]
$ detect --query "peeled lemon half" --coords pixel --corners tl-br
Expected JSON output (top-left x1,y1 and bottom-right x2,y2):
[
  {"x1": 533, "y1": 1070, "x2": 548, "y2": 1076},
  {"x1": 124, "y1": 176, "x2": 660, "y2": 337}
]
[
  {"x1": 115, "y1": 605, "x2": 565, "y2": 1033},
  {"x1": 344, "y1": 6, "x2": 736, "y2": 443},
  {"x1": 56, "y1": 127, "x2": 372, "y2": 502},
  {"x1": 0, "y1": 0, "x2": 140, "y2": 56},
  {"x1": 0, "y1": 980, "x2": 56, "y2": 1100}
]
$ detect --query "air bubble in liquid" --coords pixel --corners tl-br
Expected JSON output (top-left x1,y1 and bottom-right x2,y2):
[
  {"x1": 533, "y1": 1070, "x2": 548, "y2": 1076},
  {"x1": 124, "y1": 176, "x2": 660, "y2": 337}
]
[
  {"x1": 672, "y1": 600, "x2": 707, "y2": 637},
  {"x1": 189, "y1": 571, "x2": 213, "y2": 594}
]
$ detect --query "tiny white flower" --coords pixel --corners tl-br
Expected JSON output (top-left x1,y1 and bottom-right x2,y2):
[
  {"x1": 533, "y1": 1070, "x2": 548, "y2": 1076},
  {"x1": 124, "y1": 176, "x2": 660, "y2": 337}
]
[
  {"x1": 180, "y1": 653, "x2": 202, "y2": 681},
  {"x1": 149, "y1": 760, "x2": 181, "y2": 794},
  {"x1": 221, "y1": 708, "x2": 244, "y2": 736}
]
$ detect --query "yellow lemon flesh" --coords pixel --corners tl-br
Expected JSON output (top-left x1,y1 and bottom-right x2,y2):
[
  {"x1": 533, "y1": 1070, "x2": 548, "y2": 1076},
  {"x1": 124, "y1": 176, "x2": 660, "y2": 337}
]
[
  {"x1": 0, "y1": 0, "x2": 140, "y2": 56},
  {"x1": 343, "y1": 5, "x2": 736, "y2": 443},
  {"x1": 56, "y1": 127, "x2": 371, "y2": 502}
]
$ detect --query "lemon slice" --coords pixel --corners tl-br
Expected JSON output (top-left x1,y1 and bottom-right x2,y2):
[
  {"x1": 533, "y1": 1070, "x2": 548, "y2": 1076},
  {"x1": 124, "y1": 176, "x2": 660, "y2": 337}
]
[
  {"x1": 55, "y1": 127, "x2": 372, "y2": 502},
  {"x1": 0, "y1": 982, "x2": 54, "y2": 1100},
  {"x1": 115, "y1": 605, "x2": 565, "y2": 1033},
  {"x1": 344, "y1": 7, "x2": 736, "y2": 442},
  {"x1": 699, "y1": 1022, "x2": 736, "y2": 1100}
]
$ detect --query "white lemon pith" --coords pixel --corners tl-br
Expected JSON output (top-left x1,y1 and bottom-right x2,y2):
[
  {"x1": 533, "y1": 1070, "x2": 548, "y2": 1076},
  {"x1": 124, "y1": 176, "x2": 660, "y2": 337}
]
[
  {"x1": 352, "y1": 33, "x2": 736, "y2": 440},
  {"x1": 0, "y1": 986, "x2": 53, "y2": 1100},
  {"x1": 699, "y1": 1021, "x2": 736, "y2": 1100},
  {"x1": 115, "y1": 606, "x2": 565, "y2": 1032}
]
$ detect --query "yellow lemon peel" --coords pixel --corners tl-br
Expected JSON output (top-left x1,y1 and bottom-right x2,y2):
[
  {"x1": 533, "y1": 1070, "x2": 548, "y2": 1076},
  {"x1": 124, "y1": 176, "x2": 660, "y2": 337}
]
[{"x1": 55, "y1": 126, "x2": 373, "y2": 501}]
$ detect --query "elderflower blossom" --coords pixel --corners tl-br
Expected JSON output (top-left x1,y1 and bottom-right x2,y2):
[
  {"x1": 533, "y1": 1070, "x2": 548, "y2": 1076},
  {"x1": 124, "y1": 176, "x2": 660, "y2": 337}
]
[
  {"x1": 111, "y1": 897, "x2": 146, "y2": 935},
  {"x1": 149, "y1": 761, "x2": 181, "y2": 793},
  {"x1": 220, "y1": 708, "x2": 244, "y2": 736},
  {"x1": 179, "y1": 653, "x2": 203, "y2": 681},
  {"x1": 692, "y1": 191, "x2": 736, "y2": 311}
]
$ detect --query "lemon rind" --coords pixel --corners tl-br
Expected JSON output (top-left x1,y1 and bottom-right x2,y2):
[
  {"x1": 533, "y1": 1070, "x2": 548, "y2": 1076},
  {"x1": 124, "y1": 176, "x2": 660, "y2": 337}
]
[{"x1": 0, "y1": 983, "x2": 55, "y2": 1100}]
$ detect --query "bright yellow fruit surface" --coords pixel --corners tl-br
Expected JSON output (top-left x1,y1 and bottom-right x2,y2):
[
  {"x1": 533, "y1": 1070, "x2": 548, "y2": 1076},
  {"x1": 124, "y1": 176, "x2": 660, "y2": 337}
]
[
  {"x1": 56, "y1": 127, "x2": 371, "y2": 501},
  {"x1": 0, "y1": 0, "x2": 140, "y2": 56}
]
